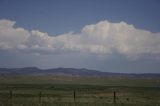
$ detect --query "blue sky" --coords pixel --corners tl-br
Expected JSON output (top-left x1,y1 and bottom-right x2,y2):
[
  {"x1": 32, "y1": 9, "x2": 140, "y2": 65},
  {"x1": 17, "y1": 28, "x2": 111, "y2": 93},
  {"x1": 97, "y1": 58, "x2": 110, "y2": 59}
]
[
  {"x1": 1, "y1": 0, "x2": 160, "y2": 34},
  {"x1": 0, "y1": 0, "x2": 160, "y2": 73}
]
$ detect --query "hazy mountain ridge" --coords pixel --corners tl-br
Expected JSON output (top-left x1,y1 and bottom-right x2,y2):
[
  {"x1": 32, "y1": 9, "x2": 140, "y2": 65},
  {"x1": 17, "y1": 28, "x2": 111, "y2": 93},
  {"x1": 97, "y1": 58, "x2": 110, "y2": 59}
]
[{"x1": 0, "y1": 67, "x2": 160, "y2": 78}]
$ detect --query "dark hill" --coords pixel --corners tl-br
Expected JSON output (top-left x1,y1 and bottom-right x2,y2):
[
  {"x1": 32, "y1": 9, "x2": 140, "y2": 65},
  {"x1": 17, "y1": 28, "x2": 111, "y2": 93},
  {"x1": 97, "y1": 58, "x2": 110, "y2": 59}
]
[{"x1": 0, "y1": 67, "x2": 160, "y2": 78}]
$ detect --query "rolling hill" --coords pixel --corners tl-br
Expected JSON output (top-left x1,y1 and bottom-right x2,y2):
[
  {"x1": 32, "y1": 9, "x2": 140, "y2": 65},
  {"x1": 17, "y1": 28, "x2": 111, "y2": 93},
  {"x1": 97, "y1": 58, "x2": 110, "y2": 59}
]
[{"x1": 0, "y1": 67, "x2": 160, "y2": 78}]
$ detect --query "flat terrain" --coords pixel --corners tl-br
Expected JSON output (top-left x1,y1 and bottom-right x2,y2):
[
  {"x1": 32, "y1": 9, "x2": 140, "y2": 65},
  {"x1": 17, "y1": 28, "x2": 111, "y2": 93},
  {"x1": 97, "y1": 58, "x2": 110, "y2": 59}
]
[{"x1": 0, "y1": 76, "x2": 160, "y2": 106}]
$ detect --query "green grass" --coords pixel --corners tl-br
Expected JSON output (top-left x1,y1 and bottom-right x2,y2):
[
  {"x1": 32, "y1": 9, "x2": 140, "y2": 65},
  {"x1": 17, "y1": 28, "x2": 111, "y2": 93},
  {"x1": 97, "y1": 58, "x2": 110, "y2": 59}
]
[
  {"x1": 0, "y1": 75, "x2": 160, "y2": 87},
  {"x1": 0, "y1": 76, "x2": 160, "y2": 106}
]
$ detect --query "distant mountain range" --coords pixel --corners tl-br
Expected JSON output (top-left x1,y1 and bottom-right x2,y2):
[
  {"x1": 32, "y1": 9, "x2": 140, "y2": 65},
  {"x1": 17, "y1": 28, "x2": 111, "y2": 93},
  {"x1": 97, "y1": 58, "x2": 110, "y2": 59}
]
[{"x1": 0, "y1": 67, "x2": 160, "y2": 78}]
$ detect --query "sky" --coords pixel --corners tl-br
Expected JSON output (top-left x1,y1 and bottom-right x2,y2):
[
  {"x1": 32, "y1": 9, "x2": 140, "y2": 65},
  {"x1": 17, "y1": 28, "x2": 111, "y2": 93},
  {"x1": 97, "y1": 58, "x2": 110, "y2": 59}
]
[{"x1": 0, "y1": 0, "x2": 160, "y2": 73}]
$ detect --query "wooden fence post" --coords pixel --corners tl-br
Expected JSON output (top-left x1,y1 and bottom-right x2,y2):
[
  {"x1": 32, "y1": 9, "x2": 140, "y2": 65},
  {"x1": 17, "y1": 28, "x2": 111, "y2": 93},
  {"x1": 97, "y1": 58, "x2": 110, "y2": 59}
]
[
  {"x1": 39, "y1": 91, "x2": 42, "y2": 102},
  {"x1": 74, "y1": 90, "x2": 76, "y2": 102},
  {"x1": 9, "y1": 90, "x2": 13, "y2": 99},
  {"x1": 113, "y1": 91, "x2": 116, "y2": 104},
  {"x1": 9, "y1": 90, "x2": 13, "y2": 106}
]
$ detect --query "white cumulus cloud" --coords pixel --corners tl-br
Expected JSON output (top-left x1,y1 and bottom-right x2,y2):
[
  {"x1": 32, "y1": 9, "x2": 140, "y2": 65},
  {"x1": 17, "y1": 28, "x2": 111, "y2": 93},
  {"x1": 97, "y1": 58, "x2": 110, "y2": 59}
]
[
  {"x1": 0, "y1": 19, "x2": 160, "y2": 58},
  {"x1": 0, "y1": 19, "x2": 30, "y2": 50}
]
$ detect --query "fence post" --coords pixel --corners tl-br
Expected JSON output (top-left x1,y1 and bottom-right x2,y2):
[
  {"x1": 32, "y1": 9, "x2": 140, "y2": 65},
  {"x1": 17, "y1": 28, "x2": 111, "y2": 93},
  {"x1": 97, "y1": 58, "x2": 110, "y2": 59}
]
[
  {"x1": 74, "y1": 90, "x2": 76, "y2": 102},
  {"x1": 9, "y1": 90, "x2": 13, "y2": 106},
  {"x1": 9, "y1": 90, "x2": 13, "y2": 99},
  {"x1": 39, "y1": 91, "x2": 42, "y2": 102},
  {"x1": 113, "y1": 91, "x2": 116, "y2": 104}
]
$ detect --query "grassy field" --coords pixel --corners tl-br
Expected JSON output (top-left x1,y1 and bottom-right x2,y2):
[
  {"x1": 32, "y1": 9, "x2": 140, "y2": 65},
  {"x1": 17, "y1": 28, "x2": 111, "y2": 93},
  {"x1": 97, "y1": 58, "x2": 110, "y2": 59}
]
[{"x1": 0, "y1": 76, "x2": 160, "y2": 106}]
